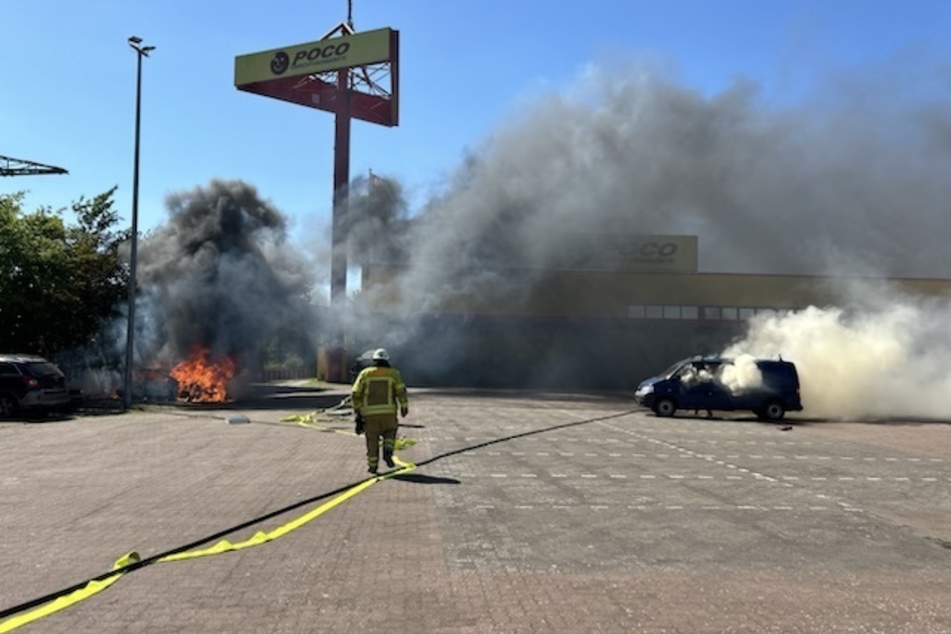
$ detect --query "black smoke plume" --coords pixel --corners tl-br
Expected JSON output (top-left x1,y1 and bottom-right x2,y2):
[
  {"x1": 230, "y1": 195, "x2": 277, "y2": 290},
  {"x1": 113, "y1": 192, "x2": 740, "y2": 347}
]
[{"x1": 132, "y1": 180, "x2": 318, "y2": 390}]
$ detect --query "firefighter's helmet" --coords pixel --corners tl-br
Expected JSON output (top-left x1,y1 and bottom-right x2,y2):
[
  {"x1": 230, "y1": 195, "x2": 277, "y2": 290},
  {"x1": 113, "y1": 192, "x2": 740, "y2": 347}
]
[{"x1": 372, "y1": 348, "x2": 390, "y2": 361}]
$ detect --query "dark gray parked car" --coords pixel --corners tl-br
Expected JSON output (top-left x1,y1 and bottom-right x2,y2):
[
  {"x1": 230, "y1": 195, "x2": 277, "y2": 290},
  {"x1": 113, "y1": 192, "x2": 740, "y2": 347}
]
[{"x1": 0, "y1": 354, "x2": 72, "y2": 418}]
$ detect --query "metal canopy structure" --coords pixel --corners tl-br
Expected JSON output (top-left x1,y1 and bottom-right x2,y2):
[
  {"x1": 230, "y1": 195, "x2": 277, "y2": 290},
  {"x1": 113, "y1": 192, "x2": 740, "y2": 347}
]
[{"x1": 0, "y1": 154, "x2": 68, "y2": 177}]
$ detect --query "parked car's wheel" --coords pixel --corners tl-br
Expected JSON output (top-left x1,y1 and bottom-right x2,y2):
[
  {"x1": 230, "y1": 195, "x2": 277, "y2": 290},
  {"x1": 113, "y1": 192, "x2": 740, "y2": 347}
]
[
  {"x1": 0, "y1": 393, "x2": 17, "y2": 418},
  {"x1": 654, "y1": 398, "x2": 677, "y2": 417},
  {"x1": 757, "y1": 400, "x2": 786, "y2": 421}
]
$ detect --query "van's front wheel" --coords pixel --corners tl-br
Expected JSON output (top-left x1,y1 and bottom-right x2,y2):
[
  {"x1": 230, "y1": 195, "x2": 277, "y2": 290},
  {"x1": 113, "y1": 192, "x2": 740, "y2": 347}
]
[
  {"x1": 654, "y1": 398, "x2": 677, "y2": 418},
  {"x1": 756, "y1": 401, "x2": 786, "y2": 421}
]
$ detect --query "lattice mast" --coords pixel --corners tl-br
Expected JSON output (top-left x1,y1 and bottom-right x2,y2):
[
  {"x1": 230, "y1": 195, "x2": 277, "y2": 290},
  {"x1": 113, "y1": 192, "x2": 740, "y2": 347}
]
[{"x1": 0, "y1": 155, "x2": 68, "y2": 177}]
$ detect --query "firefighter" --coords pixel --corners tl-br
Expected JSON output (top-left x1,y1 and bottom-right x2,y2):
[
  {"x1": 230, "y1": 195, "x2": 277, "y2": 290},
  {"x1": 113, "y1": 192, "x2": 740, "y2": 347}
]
[{"x1": 351, "y1": 348, "x2": 409, "y2": 474}]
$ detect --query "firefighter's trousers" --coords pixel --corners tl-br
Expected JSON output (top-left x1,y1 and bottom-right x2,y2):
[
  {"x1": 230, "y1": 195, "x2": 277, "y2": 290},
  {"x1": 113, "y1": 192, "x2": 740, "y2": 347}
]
[{"x1": 364, "y1": 413, "x2": 399, "y2": 470}]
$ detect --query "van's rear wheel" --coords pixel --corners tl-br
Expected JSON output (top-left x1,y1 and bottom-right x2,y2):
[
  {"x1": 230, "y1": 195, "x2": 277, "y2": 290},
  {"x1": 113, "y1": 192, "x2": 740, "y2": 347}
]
[
  {"x1": 654, "y1": 398, "x2": 677, "y2": 417},
  {"x1": 757, "y1": 401, "x2": 786, "y2": 421}
]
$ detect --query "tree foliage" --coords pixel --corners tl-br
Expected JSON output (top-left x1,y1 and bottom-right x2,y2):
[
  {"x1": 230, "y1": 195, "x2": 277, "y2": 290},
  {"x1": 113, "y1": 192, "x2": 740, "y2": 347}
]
[{"x1": 0, "y1": 188, "x2": 129, "y2": 356}]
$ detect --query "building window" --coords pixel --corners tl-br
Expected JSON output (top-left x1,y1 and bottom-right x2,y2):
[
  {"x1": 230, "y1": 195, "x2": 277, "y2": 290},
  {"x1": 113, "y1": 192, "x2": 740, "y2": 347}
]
[
  {"x1": 627, "y1": 305, "x2": 646, "y2": 319},
  {"x1": 627, "y1": 304, "x2": 782, "y2": 321}
]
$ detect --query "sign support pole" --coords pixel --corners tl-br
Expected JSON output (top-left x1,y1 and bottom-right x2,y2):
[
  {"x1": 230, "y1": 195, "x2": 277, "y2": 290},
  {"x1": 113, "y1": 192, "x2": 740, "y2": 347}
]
[{"x1": 328, "y1": 68, "x2": 352, "y2": 383}]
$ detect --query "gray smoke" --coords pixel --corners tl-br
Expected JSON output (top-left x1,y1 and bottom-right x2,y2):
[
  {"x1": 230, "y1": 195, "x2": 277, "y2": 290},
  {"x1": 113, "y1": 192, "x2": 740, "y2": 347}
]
[
  {"x1": 133, "y1": 179, "x2": 318, "y2": 381},
  {"x1": 344, "y1": 55, "x2": 951, "y2": 397},
  {"x1": 346, "y1": 173, "x2": 411, "y2": 269},
  {"x1": 357, "y1": 57, "x2": 951, "y2": 299}
]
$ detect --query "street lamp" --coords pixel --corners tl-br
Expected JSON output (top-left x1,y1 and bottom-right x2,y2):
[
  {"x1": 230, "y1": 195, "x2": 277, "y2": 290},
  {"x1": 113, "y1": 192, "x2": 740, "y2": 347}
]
[{"x1": 123, "y1": 36, "x2": 155, "y2": 410}]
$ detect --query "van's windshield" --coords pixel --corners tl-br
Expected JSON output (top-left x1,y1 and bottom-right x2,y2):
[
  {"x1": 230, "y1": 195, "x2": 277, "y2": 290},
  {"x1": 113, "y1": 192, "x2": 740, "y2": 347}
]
[{"x1": 660, "y1": 359, "x2": 689, "y2": 379}]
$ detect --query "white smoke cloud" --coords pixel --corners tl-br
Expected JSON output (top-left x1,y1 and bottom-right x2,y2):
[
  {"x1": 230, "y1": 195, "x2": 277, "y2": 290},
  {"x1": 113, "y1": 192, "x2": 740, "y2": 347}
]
[
  {"x1": 719, "y1": 354, "x2": 764, "y2": 392},
  {"x1": 723, "y1": 283, "x2": 951, "y2": 420},
  {"x1": 676, "y1": 363, "x2": 714, "y2": 388}
]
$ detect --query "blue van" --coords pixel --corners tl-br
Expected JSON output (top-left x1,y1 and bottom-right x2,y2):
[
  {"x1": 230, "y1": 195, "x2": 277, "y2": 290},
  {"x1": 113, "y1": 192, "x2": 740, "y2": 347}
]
[{"x1": 634, "y1": 356, "x2": 803, "y2": 421}]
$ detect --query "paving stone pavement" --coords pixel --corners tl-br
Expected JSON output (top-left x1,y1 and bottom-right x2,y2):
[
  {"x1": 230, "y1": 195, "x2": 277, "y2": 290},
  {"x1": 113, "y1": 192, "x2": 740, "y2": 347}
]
[{"x1": 1, "y1": 384, "x2": 950, "y2": 633}]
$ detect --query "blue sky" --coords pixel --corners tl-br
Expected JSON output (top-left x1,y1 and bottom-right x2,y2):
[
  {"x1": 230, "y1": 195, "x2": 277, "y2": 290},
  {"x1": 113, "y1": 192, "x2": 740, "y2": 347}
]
[{"x1": 2, "y1": 0, "x2": 949, "y2": 244}]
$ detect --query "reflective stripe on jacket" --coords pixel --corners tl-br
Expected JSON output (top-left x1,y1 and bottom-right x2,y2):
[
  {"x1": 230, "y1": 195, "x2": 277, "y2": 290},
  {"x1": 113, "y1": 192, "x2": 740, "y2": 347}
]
[{"x1": 352, "y1": 366, "x2": 408, "y2": 417}]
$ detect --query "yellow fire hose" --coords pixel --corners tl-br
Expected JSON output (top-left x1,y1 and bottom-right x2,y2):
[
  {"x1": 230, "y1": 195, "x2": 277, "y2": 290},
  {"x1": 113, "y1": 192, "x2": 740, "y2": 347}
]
[
  {"x1": 0, "y1": 404, "x2": 416, "y2": 633},
  {"x1": 2, "y1": 400, "x2": 628, "y2": 632}
]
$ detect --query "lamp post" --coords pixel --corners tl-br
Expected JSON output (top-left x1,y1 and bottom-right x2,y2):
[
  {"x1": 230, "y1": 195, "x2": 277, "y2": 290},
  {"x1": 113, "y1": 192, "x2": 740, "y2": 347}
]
[{"x1": 123, "y1": 36, "x2": 154, "y2": 410}]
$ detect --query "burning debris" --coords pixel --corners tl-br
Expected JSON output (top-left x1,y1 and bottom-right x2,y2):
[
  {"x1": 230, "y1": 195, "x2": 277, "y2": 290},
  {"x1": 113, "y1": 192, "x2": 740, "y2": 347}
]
[
  {"x1": 170, "y1": 346, "x2": 237, "y2": 403},
  {"x1": 124, "y1": 179, "x2": 319, "y2": 402}
]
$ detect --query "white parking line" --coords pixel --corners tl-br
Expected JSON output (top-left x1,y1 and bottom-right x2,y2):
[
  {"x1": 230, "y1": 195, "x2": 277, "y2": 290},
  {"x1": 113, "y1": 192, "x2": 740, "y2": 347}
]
[{"x1": 440, "y1": 472, "x2": 951, "y2": 483}]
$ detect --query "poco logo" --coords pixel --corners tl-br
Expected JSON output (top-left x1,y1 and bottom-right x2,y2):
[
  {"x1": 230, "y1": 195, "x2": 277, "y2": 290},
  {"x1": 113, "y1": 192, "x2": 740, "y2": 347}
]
[
  {"x1": 613, "y1": 240, "x2": 679, "y2": 258},
  {"x1": 291, "y1": 42, "x2": 351, "y2": 67},
  {"x1": 637, "y1": 241, "x2": 679, "y2": 257},
  {"x1": 270, "y1": 51, "x2": 290, "y2": 75}
]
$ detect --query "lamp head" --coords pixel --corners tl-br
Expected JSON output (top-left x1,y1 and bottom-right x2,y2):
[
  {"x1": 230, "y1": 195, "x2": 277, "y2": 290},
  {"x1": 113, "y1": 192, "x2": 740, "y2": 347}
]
[{"x1": 128, "y1": 36, "x2": 155, "y2": 56}]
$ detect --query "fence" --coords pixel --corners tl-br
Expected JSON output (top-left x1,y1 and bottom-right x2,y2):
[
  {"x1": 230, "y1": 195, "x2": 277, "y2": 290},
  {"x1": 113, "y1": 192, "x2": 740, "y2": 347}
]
[{"x1": 260, "y1": 366, "x2": 314, "y2": 382}]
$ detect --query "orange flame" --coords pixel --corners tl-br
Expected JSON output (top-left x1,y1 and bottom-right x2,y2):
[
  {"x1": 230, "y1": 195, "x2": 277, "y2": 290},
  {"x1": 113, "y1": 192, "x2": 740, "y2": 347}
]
[{"x1": 169, "y1": 346, "x2": 236, "y2": 403}]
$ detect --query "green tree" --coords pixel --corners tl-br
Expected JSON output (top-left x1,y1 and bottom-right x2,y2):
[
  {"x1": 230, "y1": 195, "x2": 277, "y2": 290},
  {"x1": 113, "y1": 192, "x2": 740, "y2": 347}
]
[{"x1": 0, "y1": 188, "x2": 128, "y2": 356}]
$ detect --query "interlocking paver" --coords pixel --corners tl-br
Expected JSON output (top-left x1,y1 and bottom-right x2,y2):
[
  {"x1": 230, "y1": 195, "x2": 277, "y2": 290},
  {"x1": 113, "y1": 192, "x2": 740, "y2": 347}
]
[{"x1": 1, "y1": 386, "x2": 950, "y2": 633}]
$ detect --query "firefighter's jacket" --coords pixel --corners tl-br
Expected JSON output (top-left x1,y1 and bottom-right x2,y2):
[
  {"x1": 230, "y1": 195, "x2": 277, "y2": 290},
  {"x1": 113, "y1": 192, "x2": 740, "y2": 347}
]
[{"x1": 352, "y1": 365, "x2": 408, "y2": 418}]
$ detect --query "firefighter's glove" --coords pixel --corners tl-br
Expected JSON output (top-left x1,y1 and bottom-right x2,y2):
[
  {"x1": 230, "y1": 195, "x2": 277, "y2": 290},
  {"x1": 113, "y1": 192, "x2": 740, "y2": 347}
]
[
  {"x1": 400, "y1": 405, "x2": 409, "y2": 418},
  {"x1": 354, "y1": 413, "x2": 365, "y2": 435}
]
